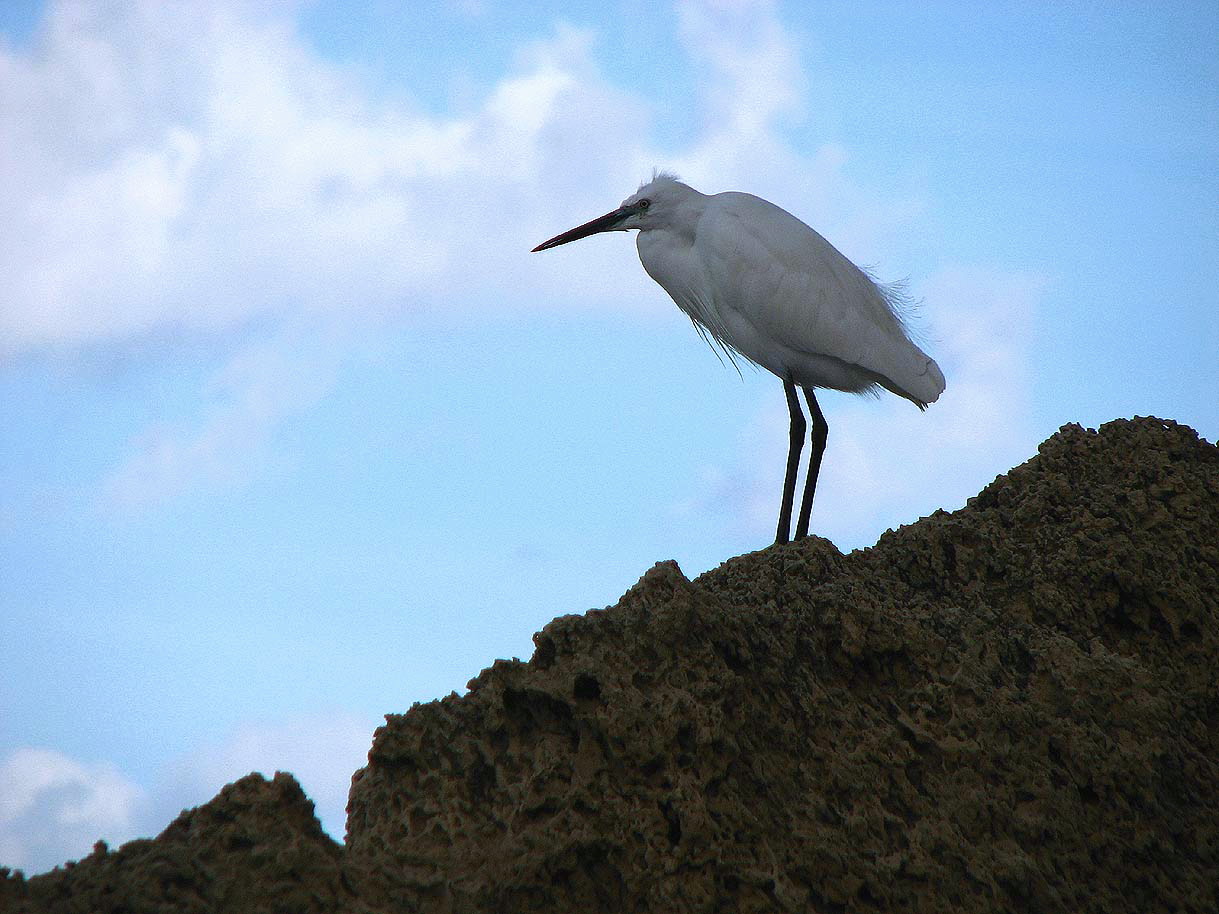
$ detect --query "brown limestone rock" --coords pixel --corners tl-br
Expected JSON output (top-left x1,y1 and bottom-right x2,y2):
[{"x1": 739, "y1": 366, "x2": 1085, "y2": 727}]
[
  {"x1": 344, "y1": 418, "x2": 1219, "y2": 912},
  {"x1": 5, "y1": 417, "x2": 1216, "y2": 913}
]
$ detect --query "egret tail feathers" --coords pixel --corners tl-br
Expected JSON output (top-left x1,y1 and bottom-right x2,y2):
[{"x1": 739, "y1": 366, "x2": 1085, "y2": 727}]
[{"x1": 887, "y1": 353, "x2": 946, "y2": 409}]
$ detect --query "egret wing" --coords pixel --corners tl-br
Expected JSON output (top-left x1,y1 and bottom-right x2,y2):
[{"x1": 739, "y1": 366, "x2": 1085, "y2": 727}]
[{"x1": 697, "y1": 192, "x2": 943, "y2": 403}]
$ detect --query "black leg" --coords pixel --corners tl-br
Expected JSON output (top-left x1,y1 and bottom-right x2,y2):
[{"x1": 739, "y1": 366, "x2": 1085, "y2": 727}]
[
  {"x1": 794, "y1": 388, "x2": 828, "y2": 540},
  {"x1": 776, "y1": 380, "x2": 805, "y2": 544}
]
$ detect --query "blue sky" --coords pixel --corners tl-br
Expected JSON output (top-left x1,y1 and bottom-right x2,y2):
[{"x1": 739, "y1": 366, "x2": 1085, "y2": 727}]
[{"x1": 1, "y1": 0, "x2": 1216, "y2": 874}]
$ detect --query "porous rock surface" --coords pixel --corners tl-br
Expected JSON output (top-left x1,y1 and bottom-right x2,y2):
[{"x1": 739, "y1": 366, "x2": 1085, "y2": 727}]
[{"x1": 4, "y1": 417, "x2": 1217, "y2": 913}]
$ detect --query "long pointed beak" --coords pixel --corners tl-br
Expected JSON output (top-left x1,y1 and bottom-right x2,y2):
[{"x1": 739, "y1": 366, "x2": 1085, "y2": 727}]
[{"x1": 531, "y1": 206, "x2": 634, "y2": 252}]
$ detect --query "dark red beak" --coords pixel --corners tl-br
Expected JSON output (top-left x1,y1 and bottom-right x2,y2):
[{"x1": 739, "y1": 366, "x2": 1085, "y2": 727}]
[{"x1": 531, "y1": 206, "x2": 635, "y2": 252}]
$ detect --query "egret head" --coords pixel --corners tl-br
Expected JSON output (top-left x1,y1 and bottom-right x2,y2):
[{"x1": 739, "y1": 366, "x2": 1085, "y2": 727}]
[{"x1": 531, "y1": 171, "x2": 694, "y2": 252}]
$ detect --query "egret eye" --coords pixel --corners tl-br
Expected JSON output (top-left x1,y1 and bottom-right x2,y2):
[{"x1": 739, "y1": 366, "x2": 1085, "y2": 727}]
[{"x1": 637, "y1": 198, "x2": 651, "y2": 210}]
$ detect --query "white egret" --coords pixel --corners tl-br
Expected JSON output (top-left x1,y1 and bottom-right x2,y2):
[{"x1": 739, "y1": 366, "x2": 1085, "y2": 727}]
[{"x1": 532, "y1": 173, "x2": 945, "y2": 544}]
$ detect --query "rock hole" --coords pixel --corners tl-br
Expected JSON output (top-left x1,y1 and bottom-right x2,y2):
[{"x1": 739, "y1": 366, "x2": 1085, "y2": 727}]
[
  {"x1": 573, "y1": 673, "x2": 601, "y2": 701},
  {"x1": 659, "y1": 800, "x2": 682, "y2": 845}
]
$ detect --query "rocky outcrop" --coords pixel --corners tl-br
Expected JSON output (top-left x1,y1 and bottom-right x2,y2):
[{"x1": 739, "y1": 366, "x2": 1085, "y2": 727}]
[
  {"x1": 2, "y1": 772, "x2": 355, "y2": 914},
  {"x1": 5, "y1": 417, "x2": 1216, "y2": 913}
]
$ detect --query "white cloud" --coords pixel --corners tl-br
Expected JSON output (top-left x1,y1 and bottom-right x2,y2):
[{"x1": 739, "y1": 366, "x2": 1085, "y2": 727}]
[
  {"x1": 0, "y1": 712, "x2": 377, "y2": 875},
  {"x1": 0, "y1": 747, "x2": 146, "y2": 875},
  {"x1": 0, "y1": 1, "x2": 656, "y2": 355},
  {"x1": 0, "y1": 0, "x2": 857, "y2": 358},
  {"x1": 673, "y1": 0, "x2": 805, "y2": 167}
]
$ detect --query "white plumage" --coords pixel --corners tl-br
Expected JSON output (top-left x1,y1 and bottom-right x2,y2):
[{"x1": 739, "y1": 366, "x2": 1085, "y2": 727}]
[{"x1": 533, "y1": 173, "x2": 946, "y2": 544}]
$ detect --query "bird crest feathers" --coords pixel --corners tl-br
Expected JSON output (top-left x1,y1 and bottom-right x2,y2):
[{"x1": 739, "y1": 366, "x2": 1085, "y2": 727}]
[{"x1": 639, "y1": 169, "x2": 681, "y2": 192}]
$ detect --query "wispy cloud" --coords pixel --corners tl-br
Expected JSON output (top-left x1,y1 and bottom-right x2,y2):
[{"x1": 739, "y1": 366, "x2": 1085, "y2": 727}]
[
  {"x1": 671, "y1": 0, "x2": 805, "y2": 171},
  {"x1": 0, "y1": 747, "x2": 145, "y2": 874},
  {"x1": 99, "y1": 327, "x2": 343, "y2": 510}
]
